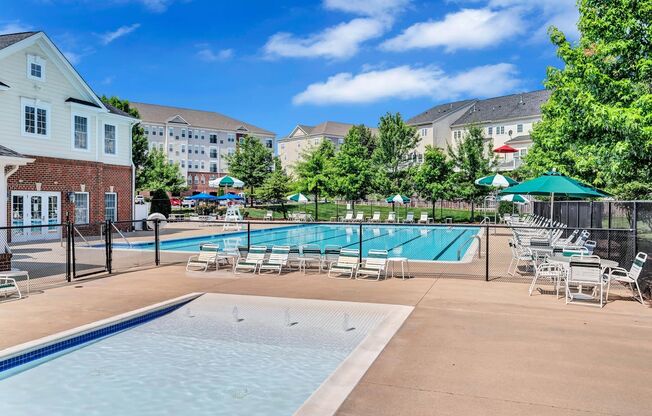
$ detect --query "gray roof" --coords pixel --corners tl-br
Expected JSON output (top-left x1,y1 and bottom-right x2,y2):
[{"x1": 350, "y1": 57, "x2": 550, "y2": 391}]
[
  {"x1": 451, "y1": 90, "x2": 551, "y2": 126},
  {"x1": 407, "y1": 99, "x2": 476, "y2": 125},
  {"x1": 0, "y1": 144, "x2": 29, "y2": 159},
  {"x1": 281, "y1": 121, "x2": 377, "y2": 141},
  {"x1": 0, "y1": 81, "x2": 8, "y2": 88},
  {"x1": 505, "y1": 134, "x2": 532, "y2": 145},
  {"x1": 0, "y1": 32, "x2": 38, "y2": 50},
  {"x1": 103, "y1": 101, "x2": 136, "y2": 118},
  {"x1": 131, "y1": 102, "x2": 274, "y2": 136}
]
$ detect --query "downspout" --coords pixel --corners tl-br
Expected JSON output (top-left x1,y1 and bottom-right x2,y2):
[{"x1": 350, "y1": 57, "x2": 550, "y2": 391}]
[{"x1": 130, "y1": 121, "x2": 136, "y2": 221}]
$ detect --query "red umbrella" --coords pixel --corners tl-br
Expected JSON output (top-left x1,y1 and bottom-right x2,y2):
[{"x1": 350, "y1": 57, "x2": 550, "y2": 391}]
[{"x1": 493, "y1": 145, "x2": 518, "y2": 153}]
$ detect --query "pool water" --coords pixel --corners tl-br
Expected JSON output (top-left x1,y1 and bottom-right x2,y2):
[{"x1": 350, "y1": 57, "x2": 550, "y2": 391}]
[
  {"x1": 0, "y1": 294, "x2": 403, "y2": 416},
  {"x1": 154, "y1": 224, "x2": 480, "y2": 261}
]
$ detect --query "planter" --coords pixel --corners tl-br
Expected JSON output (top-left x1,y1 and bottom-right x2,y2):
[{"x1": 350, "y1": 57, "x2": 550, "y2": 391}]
[{"x1": 0, "y1": 252, "x2": 12, "y2": 271}]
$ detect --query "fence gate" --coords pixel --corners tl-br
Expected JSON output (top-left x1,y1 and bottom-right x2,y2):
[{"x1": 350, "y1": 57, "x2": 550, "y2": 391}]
[{"x1": 69, "y1": 222, "x2": 109, "y2": 280}]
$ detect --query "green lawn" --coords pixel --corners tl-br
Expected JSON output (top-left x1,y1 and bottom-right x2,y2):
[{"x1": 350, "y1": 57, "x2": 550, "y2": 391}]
[{"x1": 240, "y1": 202, "x2": 492, "y2": 223}]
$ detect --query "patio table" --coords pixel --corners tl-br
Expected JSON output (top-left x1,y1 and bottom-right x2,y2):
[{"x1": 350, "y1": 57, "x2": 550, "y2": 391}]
[
  {"x1": 547, "y1": 255, "x2": 618, "y2": 269},
  {"x1": 388, "y1": 257, "x2": 410, "y2": 280}
]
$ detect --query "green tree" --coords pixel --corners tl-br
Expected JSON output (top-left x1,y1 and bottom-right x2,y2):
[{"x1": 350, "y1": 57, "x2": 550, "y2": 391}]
[
  {"x1": 149, "y1": 188, "x2": 172, "y2": 218},
  {"x1": 351, "y1": 124, "x2": 377, "y2": 158},
  {"x1": 141, "y1": 150, "x2": 187, "y2": 193},
  {"x1": 373, "y1": 112, "x2": 420, "y2": 196},
  {"x1": 447, "y1": 125, "x2": 495, "y2": 220},
  {"x1": 226, "y1": 135, "x2": 273, "y2": 207},
  {"x1": 414, "y1": 146, "x2": 454, "y2": 220},
  {"x1": 100, "y1": 96, "x2": 149, "y2": 189},
  {"x1": 524, "y1": 0, "x2": 652, "y2": 195},
  {"x1": 332, "y1": 126, "x2": 374, "y2": 210},
  {"x1": 258, "y1": 158, "x2": 292, "y2": 219},
  {"x1": 294, "y1": 140, "x2": 336, "y2": 220}
]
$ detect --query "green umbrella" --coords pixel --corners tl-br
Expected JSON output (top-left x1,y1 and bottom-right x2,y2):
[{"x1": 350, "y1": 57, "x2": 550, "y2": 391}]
[
  {"x1": 475, "y1": 174, "x2": 518, "y2": 188},
  {"x1": 498, "y1": 194, "x2": 529, "y2": 204},
  {"x1": 499, "y1": 170, "x2": 607, "y2": 223},
  {"x1": 287, "y1": 193, "x2": 309, "y2": 203},
  {"x1": 386, "y1": 194, "x2": 410, "y2": 204},
  {"x1": 209, "y1": 175, "x2": 244, "y2": 188}
]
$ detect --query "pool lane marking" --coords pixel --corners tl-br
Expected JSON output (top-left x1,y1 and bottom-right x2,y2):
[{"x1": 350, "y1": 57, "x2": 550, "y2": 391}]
[
  {"x1": 431, "y1": 230, "x2": 468, "y2": 260},
  {"x1": 384, "y1": 228, "x2": 432, "y2": 255},
  {"x1": 247, "y1": 224, "x2": 327, "y2": 246},
  {"x1": 252, "y1": 226, "x2": 351, "y2": 247}
]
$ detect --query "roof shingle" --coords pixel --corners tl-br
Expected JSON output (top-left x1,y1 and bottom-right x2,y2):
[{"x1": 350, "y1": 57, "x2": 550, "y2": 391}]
[
  {"x1": 451, "y1": 90, "x2": 551, "y2": 126},
  {"x1": 0, "y1": 32, "x2": 38, "y2": 50},
  {"x1": 0, "y1": 144, "x2": 29, "y2": 159},
  {"x1": 407, "y1": 99, "x2": 477, "y2": 125}
]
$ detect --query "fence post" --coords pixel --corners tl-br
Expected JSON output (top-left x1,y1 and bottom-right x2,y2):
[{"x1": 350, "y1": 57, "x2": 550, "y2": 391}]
[
  {"x1": 247, "y1": 221, "x2": 251, "y2": 251},
  {"x1": 65, "y1": 216, "x2": 72, "y2": 282},
  {"x1": 358, "y1": 222, "x2": 363, "y2": 263},
  {"x1": 105, "y1": 220, "x2": 113, "y2": 274},
  {"x1": 607, "y1": 201, "x2": 612, "y2": 258},
  {"x1": 485, "y1": 223, "x2": 490, "y2": 282},
  {"x1": 633, "y1": 201, "x2": 638, "y2": 255},
  {"x1": 154, "y1": 219, "x2": 160, "y2": 266},
  {"x1": 70, "y1": 220, "x2": 76, "y2": 279}
]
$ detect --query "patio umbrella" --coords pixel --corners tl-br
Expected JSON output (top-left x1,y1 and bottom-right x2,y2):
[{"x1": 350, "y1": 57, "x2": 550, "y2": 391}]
[
  {"x1": 499, "y1": 170, "x2": 607, "y2": 224},
  {"x1": 184, "y1": 192, "x2": 218, "y2": 201},
  {"x1": 475, "y1": 174, "x2": 518, "y2": 188},
  {"x1": 386, "y1": 194, "x2": 410, "y2": 204},
  {"x1": 209, "y1": 175, "x2": 244, "y2": 188},
  {"x1": 215, "y1": 193, "x2": 244, "y2": 201},
  {"x1": 498, "y1": 194, "x2": 529, "y2": 204},
  {"x1": 287, "y1": 193, "x2": 309, "y2": 203},
  {"x1": 493, "y1": 145, "x2": 518, "y2": 154}
]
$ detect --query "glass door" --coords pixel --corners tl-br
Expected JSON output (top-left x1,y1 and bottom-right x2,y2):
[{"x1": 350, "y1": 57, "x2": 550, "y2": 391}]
[
  {"x1": 10, "y1": 191, "x2": 61, "y2": 242},
  {"x1": 11, "y1": 194, "x2": 25, "y2": 240},
  {"x1": 47, "y1": 195, "x2": 60, "y2": 232},
  {"x1": 30, "y1": 195, "x2": 43, "y2": 236}
]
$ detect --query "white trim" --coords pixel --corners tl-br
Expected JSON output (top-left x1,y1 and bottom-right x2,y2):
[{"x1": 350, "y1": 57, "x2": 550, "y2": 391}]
[
  {"x1": 20, "y1": 97, "x2": 51, "y2": 139},
  {"x1": 73, "y1": 191, "x2": 90, "y2": 224},
  {"x1": 26, "y1": 54, "x2": 46, "y2": 82},
  {"x1": 102, "y1": 122, "x2": 118, "y2": 156},
  {"x1": 71, "y1": 111, "x2": 92, "y2": 152},
  {"x1": 104, "y1": 192, "x2": 118, "y2": 221}
]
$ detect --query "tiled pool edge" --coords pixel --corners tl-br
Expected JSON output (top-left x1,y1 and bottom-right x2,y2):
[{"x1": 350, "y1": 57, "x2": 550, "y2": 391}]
[
  {"x1": 295, "y1": 303, "x2": 414, "y2": 416},
  {"x1": 0, "y1": 292, "x2": 203, "y2": 374}
]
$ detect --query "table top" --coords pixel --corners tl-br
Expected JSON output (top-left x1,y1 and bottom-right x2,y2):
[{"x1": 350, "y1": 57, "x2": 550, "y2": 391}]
[
  {"x1": 547, "y1": 255, "x2": 619, "y2": 268},
  {"x1": 0, "y1": 268, "x2": 29, "y2": 276}
]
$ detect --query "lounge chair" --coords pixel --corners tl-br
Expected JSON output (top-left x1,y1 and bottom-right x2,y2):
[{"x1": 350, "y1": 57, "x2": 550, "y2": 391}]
[
  {"x1": 417, "y1": 212, "x2": 431, "y2": 224},
  {"x1": 259, "y1": 246, "x2": 290, "y2": 275},
  {"x1": 341, "y1": 211, "x2": 354, "y2": 222},
  {"x1": 300, "y1": 244, "x2": 323, "y2": 273},
  {"x1": 369, "y1": 211, "x2": 381, "y2": 222},
  {"x1": 287, "y1": 246, "x2": 302, "y2": 270},
  {"x1": 605, "y1": 252, "x2": 647, "y2": 304},
  {"x1": 356, "y1": 250, "x2": 388, "y2": 281},
  {"x1": 0, "y1": 275, "x2": 22, "y2": 300},
  {"x1": 263, "y1": 210, "x2": 273, "y2": 221},
  {"x1": 403, "y1": 212, "x2": 415, "y2": 223},
  {"x1": 354, "y1": 212, "x2": 365, "y2": 222},
  {"x1": 186, "y1": 244, "x2": 219, "y2": 272},
  {"x1": 386, "y1": 212, "x2": 397, "y2": 223},
  {"x1": 328, "y1": 248, "x2": 360, "y2": 279},
  {"x1": 234, "y1": 245, "x2": 267, "y2": 274},
  {"x1": 566, "y1": 255, "x2": 604, "y2": 307},
  {"x1": 323, "y1": 245, "x2": 342, "y2": 269}
]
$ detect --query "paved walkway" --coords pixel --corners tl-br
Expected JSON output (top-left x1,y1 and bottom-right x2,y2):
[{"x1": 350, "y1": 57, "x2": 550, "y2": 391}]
[{"x1": 1, "y1": 266, "x2": 650, "y2": 415}]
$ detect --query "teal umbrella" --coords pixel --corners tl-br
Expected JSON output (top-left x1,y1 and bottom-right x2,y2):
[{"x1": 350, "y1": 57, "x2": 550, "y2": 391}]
[
  {"x1": 499, "y1": 194, "x2": 529, "y2": 204},
  {"x1": 386, "y1": 194, "x2": 410, "y2": 204},
  {"x1": 475, "y1": 174, "x2": 518, "y2": 188},
  {"x1": 287, "y1": 193, "x2": 309, "y2": 203},
  {"x1": 209, "y1": 175, "x2": 244, "y2": 188},
  {"x1": 499, "y1": 170, "x2": 607, "y2": 223}
]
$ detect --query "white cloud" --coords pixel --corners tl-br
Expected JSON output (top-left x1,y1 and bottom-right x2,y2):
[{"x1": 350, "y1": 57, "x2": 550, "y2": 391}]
[
  {"x1": 292, "y1": 63, "x2": 520, "y2": 105},
  {"x1": 264, "y1": 18, "x2": 386, "y2": 60},
  {"x1": 101, "y1": 76, "x2": 115, "y2": 85},
  {"x1": 100, "y1": 23, "x2": 141, "y2": 45},
  {"x1": 0, "y1": 21, "x2": 33, "y2": 35},
  {"x1": 138, "y1": 0, "x2": 173, "y2": 12},
  {"x1": 63, "y1": 51, "x2": 81, "y2": 65},
  {"x1": 382, "y1": 8, "x2": 525, "y2": 52},
  {"x1": 197, "y1": 47, "x2": 233, "y2": 62},
  {"x1": 323, "y1": 0, "x2": 410, "y2": 16}
]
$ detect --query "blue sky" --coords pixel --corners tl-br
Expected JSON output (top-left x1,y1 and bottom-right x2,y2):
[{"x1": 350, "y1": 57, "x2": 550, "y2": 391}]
[{"x1": 2, "y1": 0, "x2": 579, "y2": 137}]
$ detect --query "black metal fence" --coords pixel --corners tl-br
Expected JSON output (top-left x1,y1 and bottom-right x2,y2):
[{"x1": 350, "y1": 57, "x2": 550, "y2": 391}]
[{"x1": 0, "y1": 217, "x2": 645, "y2": 300}]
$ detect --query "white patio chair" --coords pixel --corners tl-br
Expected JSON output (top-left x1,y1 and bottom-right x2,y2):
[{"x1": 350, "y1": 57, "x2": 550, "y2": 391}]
[
  {"x1": 354, "y1": 212, "x2": 365, "y2": 222},
  {"x1": 259, "y1": 246, "x2": 290, "y2": 275},
  {"x1": 328, "y1": 248, "x2": 360, "y2": 279},
  {"x1": 300, "y1": 245, "x2": 323, "y2": 273},
  {"x1": 417, "y1": 212, "x2": 430, "y2": 224},
  {"x1": 386, "y1": 211, "x2": 397, "y2": 223},
  {"x1": 566, "y1": 255, "x2": 604, "y2": 307},
  {"x1": 323, "y1": 245, "x2": 342, "y2": 270},
  {"x1": 605, "y1": 252, "x2": 647, "y2": 304},
  {"x1": 263, "y1": 210, "x2": 273, "y2": 221},
  {"x1": 529, "y1": 262, "x2": 565, "y2": 297},
  {"x1": 369, "y1": 212, "x2": 381, "y2": 222},
  {"x1": 508, "y1": 239, "x2": 534, "y2": 276},
  {"x1": 342, "y1": 211, "x2": 354, "y2": 222},
  {"x1": 186, "y1": 244, "x2": 219, "y2": 272},
  {"x1": 356, "y1": 250, "x2": 388, "y2": 281},
  {"x1": 234, "y1": 245, "x2": 267, "y2": 274},
  {"x1": 403, "y1": 212, "x2": 415, "y2": 223}
]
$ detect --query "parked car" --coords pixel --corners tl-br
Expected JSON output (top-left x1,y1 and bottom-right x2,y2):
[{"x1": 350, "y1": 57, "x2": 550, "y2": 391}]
[
  {"x1": 135, "y1": 195, "x2": 145, "y2": 204},
  {"x1": 181, "y1": 199, "x2": 195, "y2": 209},
  {"x1": 170, "y1": 197, "x2": 181, "y2": 207}
]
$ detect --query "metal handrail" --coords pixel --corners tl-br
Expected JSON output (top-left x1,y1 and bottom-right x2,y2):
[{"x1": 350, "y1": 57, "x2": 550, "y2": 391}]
[
  {"x1": 458, "y1": 235, "x2": 482, "y2": 260},
  {"x1": 111, "y1": 222, "x2": 132, "y2": 248}
]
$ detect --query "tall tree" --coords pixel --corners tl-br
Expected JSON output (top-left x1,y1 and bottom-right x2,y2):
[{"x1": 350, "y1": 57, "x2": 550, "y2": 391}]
[
  {"x1": 226, "y1": 135, "x2": 273, "y2": 207},
  {"x1": 524, "y1": 0, "x2": 652, "y2": 196},
  {"x1": 294, "y1": 140, "x2": 336, "y2": 220},
  {"x1": 414, "y1": 146, "x2": 454, "y2": 220},
  {"x1": 373, "y1": 112, "x2": 420, "y2": 196},
  {"x1": 332, "y1": 126, "x2": 374, "y2": 210},
  {"x1": 258, "y1": 158, "x2": 292, "y2": 219},
  {"x1": 447, "y1": 125, "x2": 495, "y2": 220},
  {"x1": 100, "y1": 96, "x2": 149, "y2": 189},
  {"x1": 141, "y1": 150, "x2": 187, "y2": 193},
  {"x1": 351, "y1": 124, "x2": 377, "y2": 158}
]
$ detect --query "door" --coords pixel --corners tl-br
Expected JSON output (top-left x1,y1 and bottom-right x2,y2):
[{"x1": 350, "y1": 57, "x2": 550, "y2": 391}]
[{"x1": 11, "y1": 191, "x2": 61, "y2": 242}]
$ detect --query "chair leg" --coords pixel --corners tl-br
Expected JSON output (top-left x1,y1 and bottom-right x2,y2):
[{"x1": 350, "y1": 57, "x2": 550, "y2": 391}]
[
  {"x1": 606, "y1": 278, "x2": 611, "y2": 301},
  {"x1": 528, "y1": 272, "x2": 538, "y2": 296},
  {"x1": 634, "y1": 280, "x2": 644, "y2": 304}
]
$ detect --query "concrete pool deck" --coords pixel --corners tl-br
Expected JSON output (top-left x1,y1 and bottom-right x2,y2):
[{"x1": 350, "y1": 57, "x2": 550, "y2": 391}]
[{"x1": 1, "y1": 266, "x2": 651, "y2": 415}]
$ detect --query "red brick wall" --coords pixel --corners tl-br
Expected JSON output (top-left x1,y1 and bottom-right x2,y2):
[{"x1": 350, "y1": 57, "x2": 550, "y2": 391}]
[
  {"x1": 7, "y1": 156, "x2": 133, "y2": 224},
  {"x1": 182, "y1": 170, "x2": 229, "y2": 195}
]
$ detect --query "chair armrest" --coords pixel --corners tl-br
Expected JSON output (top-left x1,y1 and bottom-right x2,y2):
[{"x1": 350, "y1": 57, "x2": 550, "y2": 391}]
[
  {"x1": 605, "y1": 267, "x2": 629, "y2": 277},
  {"x1": 187, "y1": 255, "x2": 199, "y2": 261}
]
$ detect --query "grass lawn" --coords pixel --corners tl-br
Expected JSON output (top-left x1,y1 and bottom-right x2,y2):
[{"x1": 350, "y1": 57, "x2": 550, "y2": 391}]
[{"x1": 240, "y1": 202, "x2": 493, "y2": 223}]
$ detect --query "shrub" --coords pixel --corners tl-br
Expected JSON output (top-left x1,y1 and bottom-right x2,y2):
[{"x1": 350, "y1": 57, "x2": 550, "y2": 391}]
[{"x1": 150, "y1": 189, "x2": 172, "y2": 218}]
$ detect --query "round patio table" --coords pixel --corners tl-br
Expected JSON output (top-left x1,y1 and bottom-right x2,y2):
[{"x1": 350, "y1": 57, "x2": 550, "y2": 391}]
[{"x1": 547, "y1": 255, "x2": 618, "y2": 269}]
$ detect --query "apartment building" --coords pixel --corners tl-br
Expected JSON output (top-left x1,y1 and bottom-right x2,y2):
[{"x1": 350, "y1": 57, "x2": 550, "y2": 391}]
[
  {"x1": 408, "y1": 90, "x2": 551, "y2": 170},
  {"x1": 278, "y1": 121, "x2": 376, "y2": 173},
  {"x1": 132, "y1": 102, "x2": 275, "y2": 194},
  {"x1": 0, "y1": 31, "x2": 137, "y2": 244}
]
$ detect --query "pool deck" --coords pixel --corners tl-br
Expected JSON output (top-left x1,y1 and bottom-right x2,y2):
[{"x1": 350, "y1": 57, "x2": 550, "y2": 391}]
[{"x1": 1, "y1": 266, "x2": 651, "y2": 415}]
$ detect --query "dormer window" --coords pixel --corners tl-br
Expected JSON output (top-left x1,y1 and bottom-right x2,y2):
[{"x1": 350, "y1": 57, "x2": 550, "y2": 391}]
[{"x1": 27, "y1": 55, "x2": 45, "y2": 81}]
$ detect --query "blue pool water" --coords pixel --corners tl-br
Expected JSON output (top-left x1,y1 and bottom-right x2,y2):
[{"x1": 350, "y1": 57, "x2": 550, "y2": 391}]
[
  {"x1": 0, "y1": 294, "x2": 399, "y2": 416},
  {"x1": 147, "y1": 224, "x2": 479, "y2": 261}
]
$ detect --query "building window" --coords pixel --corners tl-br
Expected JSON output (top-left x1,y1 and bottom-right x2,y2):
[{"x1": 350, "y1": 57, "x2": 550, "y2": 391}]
[
  {"x1": 159, "y1": 127, "x2": 164, "y2": 136},
  {"x1": 182, "y1": 129, "x2": 186, "y2": 138},
  {"x1": 517, "y1": 124, "x2": 523, "y2": 133},
  {"x1": 74, "y1": 192, "x2": 89, "y2": 224},
  {"x1": 144, "y1": 125, "x2": 149, "y2": 135},
  {"x1": 169, "y1": 127, "x2": 174, "y2": 137},
  {"x1": 496, "y1": 126, "x2": 505, "y2": 134},
  {"x1": 169, "y1": 144, "x2": 174, "y2": 152},
  {"x1": 159, "y1": 143, "x2": 164, "y2": 152},
  {"x1": 27, "y1": 55, "x2": 45, "y2": 81},
  {"x1": 194, "y1": 160, "x2": 199, "y2": 169},
  {"x1": 420, "y1": 128, "x2": 427, "y2": 137},
  {"x1": 201, "y1": 131, "x2": 205, "y2": 139},
  {"x1": 201, "y1": 176, "x2": 206, "y2": 184},
  {"x1": 187, "y1": 176, "x2": 192, "y2": 185},
  {"x1": 104, "y1": 124, "x2": 117, "y2": 155},
  {"x1": 200, "y1": 161, "x2": 205, "y2": 169},
  {"x1": 188, "y1": 129, "x2": 193, "y2": 138},
  {"x1": 194, "y1": 175, "x2": 199, "y2": 184},
  {"x1": 181, "y1": 145, "x2": 185, "y2": 153},
  {"x1": 169, "y1": 159, "x2": 174, "y2": 165},
  {"x1": 200, "y1": 146, "x2": 205, "y2": 155},
  {"x1": 210, "y1": 162, "x2": 218, "y2": 173},
  {"x1": 488, "y1": 127, "x2": 493, "y2": 135},
  {"x1": 181, "y1": 160, "x2": 185, "y2": 168},
  {"x1": 104, "y1": 193, "x2": 117, "y2": 221},
  {"x1": 22, "y1": 99, "x2": 49, "y2": 137},
  {"x1": 210, "y1": 147, "x2": 218, "y2": 158},
  {"x1": 266, "y1": 139, "x2": 273, "y2": 149},
  {"x1": 209, "y1": 134, "x2": 217, "y2": 144},
  {"x1": 194, "y1": 145, "x2": 199, "y2": 154},
  {"x1": 73, "y1": 115, "x2": 88, "y2": 150},
  {"x1": 227, "y1": 133, "x2": 235, "y2": 142}
]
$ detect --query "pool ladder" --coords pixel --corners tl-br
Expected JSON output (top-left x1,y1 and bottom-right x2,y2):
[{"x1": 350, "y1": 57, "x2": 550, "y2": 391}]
[{"x1": 457, "y1": 235, "x2": 482, "y2": 261}]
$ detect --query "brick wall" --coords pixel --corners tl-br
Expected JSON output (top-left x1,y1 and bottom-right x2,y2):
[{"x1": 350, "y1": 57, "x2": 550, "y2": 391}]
[{"x1": 7, "y1": 156, "x2": 133, "y2": 224}]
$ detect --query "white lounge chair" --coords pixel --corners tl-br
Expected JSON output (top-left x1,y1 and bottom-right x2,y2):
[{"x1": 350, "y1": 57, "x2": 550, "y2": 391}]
[
  {"x1": 354, "y1": 212, "x2": 365, "y2": 222},
  {"x1": 300, "y1": 245, "x2": 323, "y2": 273},
  {"x1": 263, "y1": 210, "x2": 273, "y2": 221},
  {"x1": 341, "y1": 211, "x2": 354, "y2": 222},
  {"x1": 369, "y1": 212, "x2": 381, "y2": 222},
  {"x1": 0, "y1": 275, "x2": 22, "y2": 300},
  {"x1": 323, "y1": 245, "x2": 342, "y2": 270},
  {"x1": 417, "y1": 212, "x2": 431, "y2": 224},
  {"x1": 403, "y1": 212, "x2": 415, "y2": 223},
  {"x1": 328, "y1": 248, "x2": 360, "y2": 279},
  {"x1": 259, "y1": 246, "x2": 290, "y2": 275},
  {"x1": 386, "y1": 212, "x2": 397, "y2": 223},
  {"x1": 234, "y1": 245, "x2": 267, "y2": 274},
  {"x1": 605, "y1": 252, "x2": 647, "y2": 304},
  {"x1": 186, "y1": 244, "x2": 220, "y2": 272},
  {"x1": 356, "y1": 250, "x2": 388, "y2": 281},
  {"x1": 566, "y1": 255, "x2": 604, "y2": 307}
]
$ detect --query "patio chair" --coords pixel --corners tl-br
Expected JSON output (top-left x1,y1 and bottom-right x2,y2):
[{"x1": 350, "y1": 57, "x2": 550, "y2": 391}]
[
  {"x1": 583, "y1": 240, "x2": 597, "y2": 255},
  {"x1": 566, "y1": 255, "x2": 604, "y2": 307},
  {"x1": 386, "y1": 211, "x2": 397, "y2": 223},
  {"x1": 186, "y1": 244, "x2": 219, "y2": 272},
  {"x1": 263, "y1": 210, "x2": 273, "y2": 221},
  {"x1": 369, "y1": 212, "x2": 381, "y2": 222},
  {"x1": 323, "y1": 245, "x2": 342, "y2": 270},
  {"x1": 354, "y1": 212, "x2": 365, "y2": 222},
  {"x1": 286, "y1": 246, "x2": 302, "y2": 270},
  {"x1": 234, "y1": 245, "x2": 267, "y2": 274},
  {"x1": 403, "y1": 212, "x2": 415, "y2": 223},
  {"x1": 529, "y1": 262, "x2": 565, "y2": 297},
  {"x1": 328, "y1": 248, "x2": 360, "y2": 279},
  {"x1": 342, "y1": 211, "x2": 354, "y2": 222},
  {"x1": 0, "y1": 275, "x2": 22, "y2": 300},
  {"x1": 300, "y1": 244, "x2": 323, "y2": 273},
  {"x1": 259, "y1": 246, "x2": 291, "y2": 275},
  {"x1": 508, "y1": 239, "x2": 534, "y2": 276},
  {"x1": 356, "y1": 250, "x2": 388, "y2": 281},
  {"x1": 417, "y1": 212, "x2": 430, "y2": 224},
  {"x1": 605, "y1": 252, "x2": 647, "y2": 304}
]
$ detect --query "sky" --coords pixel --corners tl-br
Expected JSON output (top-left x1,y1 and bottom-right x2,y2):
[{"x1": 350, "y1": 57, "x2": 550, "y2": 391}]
[{"x1": 1, "y1": 0, "x2": 580, "y2": 137}]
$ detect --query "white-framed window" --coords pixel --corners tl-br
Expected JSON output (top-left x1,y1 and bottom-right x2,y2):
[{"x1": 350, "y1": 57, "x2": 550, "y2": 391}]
[
  {"x1": 420, "y1": 128, "x2": 428, "y2": 137},
  {"x1": 210, "y1": 147, "x2": 218, "y2": 158},
  {"x1": 169, "y1": 159, "x2": 174, "y2": 165},
  {"x1": 169, "y1": 144, "x2": 174, "y2": 152},
  {"x1": 488, "y1": 127, "x2": 493, "y2": 135},
  {"x1": 73, "y1": 115, "x2": 89, "y2": 150},
  {"x1": 200, "y1": 161, "x2": 205, "y2": 169},
  {"x1": 187, "y1": 176, "x2": 192, "y2": 185},
  {"x1": 104, "y1": 124, "x2": 117, "y2": 155},
  {"x1": 227, "y1": 133, "x2": 235, "y2": 142},
  {"x1": 266, "y1": 139, "x2": 273, "y2": 149},
  {"x1": 181, "y1": 128, "x2": 186, "y2": 138},
  {"x1": 104, "y1": 192, "x2": 117, "y2": 221},
  {"x1": 188, "y1": 129, "x2": 193, "y2": 138},
  {"x1": 169, "y1": 127, "x2": 174, "y2": 137},
  {"x1": 158, "y1": 127, "x2": 164, "y2": 136},
  {"x1": 181, "y1": 144, "x2": 186, "y2": 153},
  {"x1": 21, "y1": 98, "x2": 50, "y2": 138},
  {"x1": 27, "y1": 55, "x2": 46, "y2": 81},
  {"x1": 194, "y1": 160, "x2": 199, "y2": 169},
  {"x1": 496, "y1": 126, "x2": 504, "y2": 134},
  {"x1": 144, "y1": 125, "x2": 149, "y2": 135},
  {"x1": 194, "y1": 175, "x2": 199, "y2": 184},
  {"x1": 181, "y1": 160, "x2": 185, "y2": 168},
  {"x1": 517, "y1": 124, "x2": 523, "y2": 133},
  {"x1": 74, "y1": 192, "x2": 89, "y2": 224},
  {"x1": 200, "y1": 146, "x2": 205, "y2": 155},
  {"x1": 200, "y1": 176, "x2": 206, "y2": 184}
]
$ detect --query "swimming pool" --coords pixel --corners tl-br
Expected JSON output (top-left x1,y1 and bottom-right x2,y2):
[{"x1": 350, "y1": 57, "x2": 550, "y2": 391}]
[
  {"x1": 0, "y1": 293, "x2": 412, "y2": 416},
  {"x1": 133, "y1": 224, "x2": 480, "y2": 261}
]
